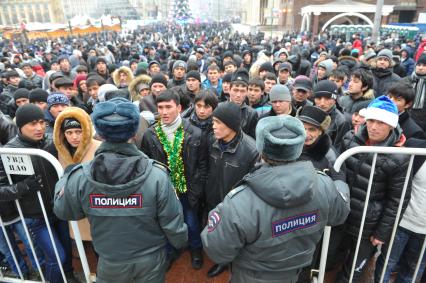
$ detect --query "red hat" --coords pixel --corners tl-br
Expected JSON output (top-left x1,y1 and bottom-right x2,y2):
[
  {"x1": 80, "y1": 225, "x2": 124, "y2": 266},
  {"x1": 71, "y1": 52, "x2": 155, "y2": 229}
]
[{"x1": 74, "y1": 74, "x2": 87, "y2": 90}]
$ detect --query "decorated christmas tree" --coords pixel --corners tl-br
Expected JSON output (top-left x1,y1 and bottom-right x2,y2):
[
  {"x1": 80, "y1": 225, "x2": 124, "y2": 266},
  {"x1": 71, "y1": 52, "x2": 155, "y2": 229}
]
[{"x1": 172, "y1": 0, "x2": 192, "y2": 21}]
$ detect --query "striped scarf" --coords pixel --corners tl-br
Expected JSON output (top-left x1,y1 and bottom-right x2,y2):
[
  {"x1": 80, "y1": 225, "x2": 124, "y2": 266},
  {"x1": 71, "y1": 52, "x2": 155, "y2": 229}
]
[{"x1": 412, "y1": 72, "x2": 426, "y2": 109}]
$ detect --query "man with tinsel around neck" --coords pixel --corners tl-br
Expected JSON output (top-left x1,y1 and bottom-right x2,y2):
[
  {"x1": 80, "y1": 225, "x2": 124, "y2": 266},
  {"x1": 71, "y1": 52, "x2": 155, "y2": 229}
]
[{"x1": 141, "y1": 89, "x2": 208, "y2": 270}]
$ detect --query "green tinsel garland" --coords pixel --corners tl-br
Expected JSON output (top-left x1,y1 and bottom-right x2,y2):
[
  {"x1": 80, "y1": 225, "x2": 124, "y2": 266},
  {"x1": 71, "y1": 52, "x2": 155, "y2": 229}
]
[{"x1": 155, "y1": 124, "x2": 187, "y2": 194}]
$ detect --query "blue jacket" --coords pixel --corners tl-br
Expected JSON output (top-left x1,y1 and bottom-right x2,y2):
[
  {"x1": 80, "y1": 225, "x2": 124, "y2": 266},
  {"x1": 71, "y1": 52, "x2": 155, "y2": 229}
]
[{"x1": 202, "y1": 79, "x2": 223, "y2": 96}]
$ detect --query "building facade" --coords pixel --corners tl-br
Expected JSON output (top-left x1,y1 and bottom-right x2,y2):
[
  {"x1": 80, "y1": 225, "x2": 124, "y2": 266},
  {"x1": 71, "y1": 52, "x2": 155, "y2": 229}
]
[{"x1": 0, "y1": 0, "x2": 65, "y2": 26}]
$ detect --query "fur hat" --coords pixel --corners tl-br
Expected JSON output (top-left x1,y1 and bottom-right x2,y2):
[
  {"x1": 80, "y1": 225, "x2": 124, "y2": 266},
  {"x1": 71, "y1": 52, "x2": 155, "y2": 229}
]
[
  {"x1": 256, "y1": 116, "x2": 306, "y2": 162},
  {"x1": 91, "y1": 97, "x2": 140, "y2": 143},
  {"x1": 297, "y1": 106, "x2": 331, "y2": 131}
]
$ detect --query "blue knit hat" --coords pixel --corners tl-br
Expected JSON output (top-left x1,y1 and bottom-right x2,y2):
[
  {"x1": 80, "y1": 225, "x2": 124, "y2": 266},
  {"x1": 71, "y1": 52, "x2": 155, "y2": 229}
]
[
  {"x1": 92, "y1": 97, "x2": 140, "y2": 143},
  {"x1": 256, "y1": 116, "x2": 306, "y2": 162},
  {"x1": 360, "y1": 95, "x2": 398, "y2": 128},
  {"x1": 47, "y1": 92, "x2": 70, "y2": 109}
]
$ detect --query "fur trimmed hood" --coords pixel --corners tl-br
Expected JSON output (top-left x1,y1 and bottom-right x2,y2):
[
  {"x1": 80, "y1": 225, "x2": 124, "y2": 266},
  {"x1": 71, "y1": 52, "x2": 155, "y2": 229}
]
[
  {"x1": 53, "y1": 107, "x2": 100, "y2": 167},
  {"x1": 112, "y1": 66, "x2": 134, "y2": 87},
  {"x1": 361, "y1": 88, "x2": 375, "y2": 100},
  {"x1": 128, "y1": 74, "x2": 152, "y2": 102}
]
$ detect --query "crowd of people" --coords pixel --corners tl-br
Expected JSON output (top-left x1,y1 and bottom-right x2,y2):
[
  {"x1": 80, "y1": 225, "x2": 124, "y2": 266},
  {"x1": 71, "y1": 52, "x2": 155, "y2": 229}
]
[{"x1": 0, "y1": 21, "x2": 425, "y2": 283}]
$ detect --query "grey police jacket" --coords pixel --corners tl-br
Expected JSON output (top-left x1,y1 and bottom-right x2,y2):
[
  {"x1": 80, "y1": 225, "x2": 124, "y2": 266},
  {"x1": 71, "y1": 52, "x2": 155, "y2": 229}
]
[
  {"x1": 201, "y1": 161, "x2": 350, "y2": 274},
  {"x1": 54, "y1": 142, "x2": 188, "y2": 263}
]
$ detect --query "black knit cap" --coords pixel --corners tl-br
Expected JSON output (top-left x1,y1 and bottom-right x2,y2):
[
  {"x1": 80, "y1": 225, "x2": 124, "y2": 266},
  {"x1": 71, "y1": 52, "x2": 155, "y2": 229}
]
[
  {"x1": 314, "y1": 80, "x2": 338, "y2": 100},
  {"x1": 15, "y1": 104, "x2": 45, "y2": 129},
  {"x1": 417, "y1": 54, "x2": 426, "y2": 65},
  {"x1": 186, "y1": 70, "x2": 201, "y2": 82},
  {"x1": 212, "y1": 102, "x2": 241, "y2": 133},
  {"x1": 149, "y1": 73, "x2": 167, "y2": 87},
  {"x1": 222, "y1": 73, "x2": 233, "y2": 83},
  {"x1": 13, "y1": 88, "x2": 30, "y2": 101},
  {"x1": 29, "y1": 88, "x2": 49, "y2": 103}
]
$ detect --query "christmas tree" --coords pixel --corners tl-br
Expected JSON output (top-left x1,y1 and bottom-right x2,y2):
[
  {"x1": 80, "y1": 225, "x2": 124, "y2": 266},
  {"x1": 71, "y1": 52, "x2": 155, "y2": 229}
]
[{"x1": 172, "y1": 0, "x2": 192, "y2": 21}]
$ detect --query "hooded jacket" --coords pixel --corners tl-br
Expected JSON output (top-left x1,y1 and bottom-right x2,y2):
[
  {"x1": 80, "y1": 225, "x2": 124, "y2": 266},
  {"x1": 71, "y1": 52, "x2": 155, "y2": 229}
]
[
  {"x1": 53, "y1": 107, "x2": 101, "y2": 168},
  {"x1": 338, "y1": 89, "x2": 375, "y2": 115},
  {"x1": 340, "y1": 125, "x2": 412, "y2": 242},
  {"x1": 128, "y1": 74, "x2": 151, "y2": 103},
  {"x1": 338, "y1": 56, "x2": 360, "y2": 76},
  {"x1": 54, "y1": 142, "x2": 188, "y2": 263},
  {"x1": 372, "y1": 67, "x2": 401, "y2": 97},
  {"x1": 201, "y1": 161, "x2": 349, "y2": 281},
  {"x1": 112, "y1": 66, "x2": 134, "y2": 88}
]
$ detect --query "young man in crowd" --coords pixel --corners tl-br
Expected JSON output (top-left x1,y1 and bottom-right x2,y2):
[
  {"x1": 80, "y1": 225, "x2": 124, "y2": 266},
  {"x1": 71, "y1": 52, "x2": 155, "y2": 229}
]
[
  {"x1": 247, "y1": 78, "x2": 271, "y2": 116},
  {"x1": 228, "y1": 69, "x2": 258, "y2": 138},
  {"x1": 202, "y1": 65, "x2": 223, "y2": 95},
  {"x1": 387, "y1": 82, "x2": 424, "y2": 139},
  {"x1": 21, "y1": 63, "x2": 43, "y2": 88},
  {"x1": 13, "y1": 88, "x2": 30, "y2": 108},
  {"x1": 0, "y1": 104, "x2": 79, "y2": 283},
  {"x1": 372, "y1": 49, "x2": 401, "y2": 97},
  {"x1": 292, "y1": 76, "x2": 314, "y2": 109},
  {"x1": 29, "y1": 88, "x2": 49, "y2": 111},
  {"x1": 314, "y1": 80, "x2": 351, "y2": 148},
  {"x1": 277, "y1": 62, "x2": 294, "y2": 91},
  {"x1": 45, "y1": 92, "x2": 70, "y2": 134},
  {"x1": 139, "y1": 73, "x2": 168, "y2": 117},
  {"x1": 141, "y1": 90, "x2": 207, "y2": 271},
  {"x1": 204, "y1": 102, "x2": 259, "y2": 278},
  {"x1": 263, "y1": 72, "x2": 277, "y2": 95},
  {"x1": 261, "y1": 84, "x2": 295, "y2": 118},
  {"x1": 329, "y1": 69, "x2": 347, "y2": 97},
  {"x1": 168, "y1": 60, "x2": 187, "y2": 88},
  {"x1": 329, "y1": 95, "x2": 412, "y2": 283}
]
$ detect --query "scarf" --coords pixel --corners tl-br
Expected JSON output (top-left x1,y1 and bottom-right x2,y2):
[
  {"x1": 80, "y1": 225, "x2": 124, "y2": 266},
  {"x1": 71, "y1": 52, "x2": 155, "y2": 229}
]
[
  {"x1": 190, "y1": 111, "x2": 212, "y2": 131},
  {"x1": 412, "y1": 72, "x2": 426, "y2": 109},
  {"x1": 161, "y1": 115, "x2": 182, "y2": 143}
]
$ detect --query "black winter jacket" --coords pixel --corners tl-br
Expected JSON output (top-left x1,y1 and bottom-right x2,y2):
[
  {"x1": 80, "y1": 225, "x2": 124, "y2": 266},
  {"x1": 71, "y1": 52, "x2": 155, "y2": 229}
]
[
  {"x1": 399, "y1": 111, "x2": 424, "y2": 139},
  {"x1": 340, "y1": 125, "x2": 412, "y2": 242},
  {"x1": 204, "y1": 131, "x2": 259, "y2": 211},
  {"x1": 0, "y1": 112, "x2": 17, "y2": 146},
  {"x1": 0, "y1": 133, "x2": 59, "y2": 218},
  {"x1": 327, "y1": 106, "x2": 351, "y2": 149},
  {"x1": 299, "y1": 134, "x2": 340, "y2": 172},
  {"x1": 141, "y1": 118, "x2": 208, "y2": 207},
  {"x1": 372, "y1": 68, "x2": 401, "y2": 98},
  {"x1": 240, "y1": 103, "x2": 259, "y2": 139}
]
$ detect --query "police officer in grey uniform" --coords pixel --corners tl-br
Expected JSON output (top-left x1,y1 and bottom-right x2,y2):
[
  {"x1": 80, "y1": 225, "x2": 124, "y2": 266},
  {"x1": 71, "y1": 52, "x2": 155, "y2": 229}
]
[
  {"x1": 54, "y1": 97, "x2": 188, "y2": 283},
  {"x1": 201, "y1": 115, "x2": 350, "y2": 283}
]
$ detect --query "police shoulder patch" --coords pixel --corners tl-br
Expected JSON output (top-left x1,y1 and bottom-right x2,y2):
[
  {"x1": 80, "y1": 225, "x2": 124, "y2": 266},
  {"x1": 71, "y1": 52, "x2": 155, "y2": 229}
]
[
  {"x1": 207, "y1": 211, "x2": 221, "y2": 232},
  {"x1": 228, "y1": 186, "x2": 245, "y2": 198}
]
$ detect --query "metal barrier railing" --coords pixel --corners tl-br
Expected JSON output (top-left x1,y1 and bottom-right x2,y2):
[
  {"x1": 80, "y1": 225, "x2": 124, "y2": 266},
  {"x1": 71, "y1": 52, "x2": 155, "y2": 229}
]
[
  {"x1": 313, "y1": 146, "x2": 426, "y2": 283},
  {"x1": 0, "y1": 148, "x2": 92, "y2": 283}
]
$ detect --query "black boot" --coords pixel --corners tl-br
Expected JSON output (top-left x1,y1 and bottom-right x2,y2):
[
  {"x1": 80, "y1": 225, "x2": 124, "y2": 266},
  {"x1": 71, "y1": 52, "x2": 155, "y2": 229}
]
[
  {"x1": 207, "y1": 264, "x2": 227, "y2": 277},
  {"x1": 190, "y1": 248, "x2": 203, "y2": 270}
]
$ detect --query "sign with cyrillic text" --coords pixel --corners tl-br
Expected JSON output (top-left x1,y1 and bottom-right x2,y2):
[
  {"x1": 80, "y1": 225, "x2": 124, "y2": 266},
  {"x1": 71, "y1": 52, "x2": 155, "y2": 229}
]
[{"x1": 1, "y1": 154, "x2": 34, "y2": 175}]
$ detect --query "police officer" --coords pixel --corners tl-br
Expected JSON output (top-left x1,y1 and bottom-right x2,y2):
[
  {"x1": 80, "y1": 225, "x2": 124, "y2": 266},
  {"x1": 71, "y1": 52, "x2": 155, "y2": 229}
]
[
  {"x1": 201, "y1": 115, "x2": 350, "y2": 283},
  {"x1": 54, "y1": 97, "x2": 188, "y2": 283}
]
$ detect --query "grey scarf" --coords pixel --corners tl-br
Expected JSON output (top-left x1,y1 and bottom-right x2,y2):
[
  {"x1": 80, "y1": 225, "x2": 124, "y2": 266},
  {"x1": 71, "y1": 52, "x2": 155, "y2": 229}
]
[
  {"x1": 161, "y1": 115, "x2": 182, "y2": 143},
  {"x1": 412, "y1": 72, "x2": 426, "y2": 109}
]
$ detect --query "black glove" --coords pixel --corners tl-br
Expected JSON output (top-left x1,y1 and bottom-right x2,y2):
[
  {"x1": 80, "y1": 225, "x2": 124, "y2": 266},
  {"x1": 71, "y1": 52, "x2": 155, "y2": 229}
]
[{"x1": 16, "y1": 175, "x2": 44, "y2": 196}]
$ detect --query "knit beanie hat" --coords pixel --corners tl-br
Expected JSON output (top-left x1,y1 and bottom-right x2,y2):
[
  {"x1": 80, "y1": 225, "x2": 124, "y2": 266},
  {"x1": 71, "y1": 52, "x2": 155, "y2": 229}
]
[
  {"x1": 92, "y1": 97, "x2": 140, "y2": 142},
  {"x1": 259, "y1": 62, "x2": 274, "y2": 74},
  {"x1": 96, "y1": 57, "x2": 107, "y2": 65},
  {"x1": 364, "y1": 50, "x2": 377, "y2": 61},
  {"x1": 150, "y1": 73, "x2": 168, "y2": 87},
  {"x1": 13, "y1": 88, "x2": 30, "y2": 101},
  {"x1": 269, "y1": 85, "x2": 291, "y2": 102},
  {"x1": 98, "y1": 84, "x2": 118, "y2": 103},
  {"x1": 29, "y1": 88, "x2": 48, "y2": 103},
  {"x1": 359, "y1": 95, "x2": 399, "y2": 128},
  {"x1": 256, "y1": 116, "x2": 306, "y2": 162},
  {"x1": 318, "y1": 59, "x2": 334, "y2": 76},
  {"x1": 47, "y1": 92, "x2": 70, "y2": 109},
  {"x1": 62, "y1": 118, "x2": 81, "y2": 131},
  {"x1": 74, "y1": 74, "x2": 87, "y2": 89},
  {"x1": 314, "y1": 80, "x2": 338, "y2": 99},
  {"x1": 15, "y1": 104, "x2": 45, "y2": 129},
  {"x1": 377, "y1": 49, "x2": 393, "y2": 62},
  {"x1": 297, "y1": 106, "x2": 331, "y2": 131},
  {"x1": 173, "y1": 60, "x2": 187, "y2": 71},
  {"x1": 222, "y1": 73, "x2": 233, "y2": 83},
  {"x1": 186, "y1": 70, "x2": 201, "y2": 82},
  {"x1": 231, "y1": 68, "x2": 250, "y2": 85},
  {"x1": 212, "y1": 102, "x2": 241, "y2": 133},
  {"x1": 417, "y1": 54, "x2": 426, "y2": 65}
]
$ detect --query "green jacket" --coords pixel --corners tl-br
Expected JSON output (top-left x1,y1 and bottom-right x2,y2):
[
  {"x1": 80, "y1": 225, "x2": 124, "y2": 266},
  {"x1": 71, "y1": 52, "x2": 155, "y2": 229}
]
[{"x1": 54, "y1": 142, "x2": 187, "y2": 263}]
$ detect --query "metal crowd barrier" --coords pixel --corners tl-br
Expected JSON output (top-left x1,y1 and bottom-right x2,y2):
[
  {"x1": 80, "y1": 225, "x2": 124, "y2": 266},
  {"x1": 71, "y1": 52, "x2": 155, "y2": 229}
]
[
  {"x1": 312, "y1": 146, "x2": 426, "y2": 283},
  {"x1": 0, "y1": 148, "x2": 92, "y2": 283}
]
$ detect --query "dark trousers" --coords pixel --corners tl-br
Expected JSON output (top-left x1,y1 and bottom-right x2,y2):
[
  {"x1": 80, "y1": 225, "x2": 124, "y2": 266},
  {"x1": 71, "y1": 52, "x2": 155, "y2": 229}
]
[{"x1": 327, "y1": 227, "x2": 377, "y2": 283}]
